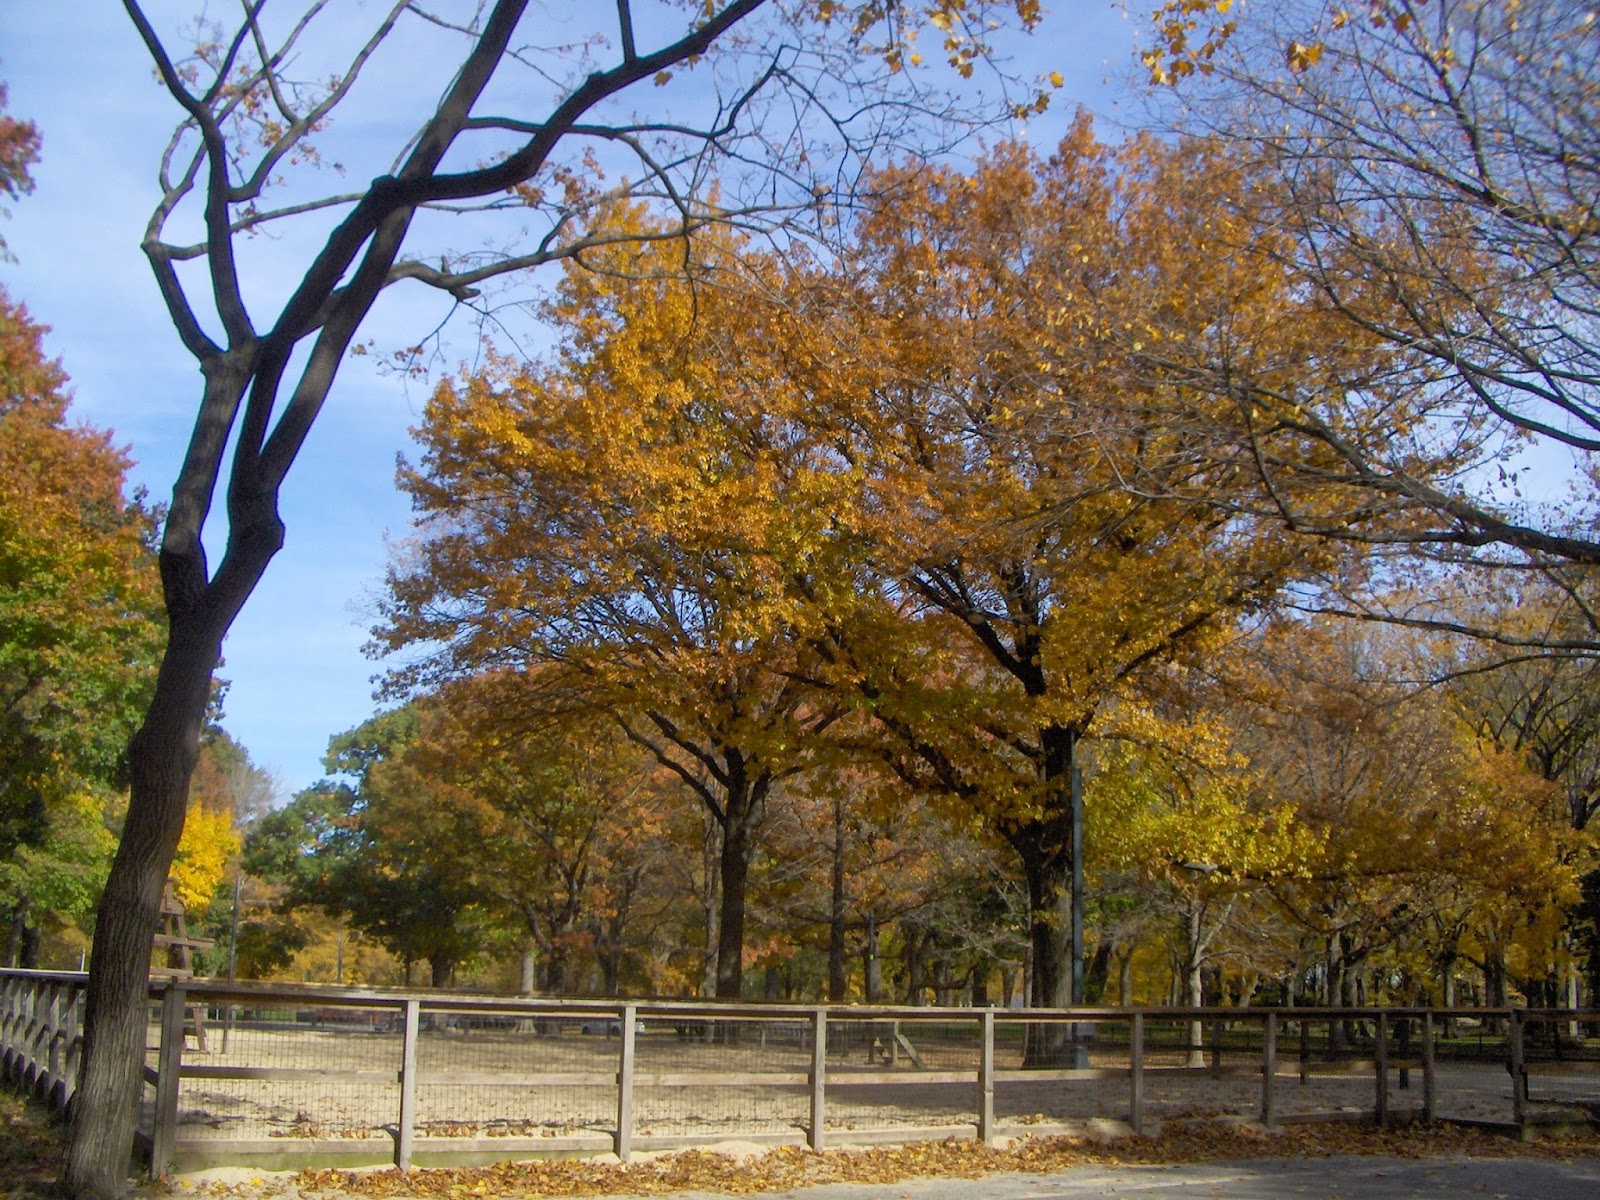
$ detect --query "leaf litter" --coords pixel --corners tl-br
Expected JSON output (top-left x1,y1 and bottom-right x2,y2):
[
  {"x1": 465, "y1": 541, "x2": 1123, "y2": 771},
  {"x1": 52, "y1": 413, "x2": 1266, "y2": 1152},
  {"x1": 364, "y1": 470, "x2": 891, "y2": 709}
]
[
  {"x1": 202, "y1": 1122, "x2": 1599, "y2": 1200},
  {"x1": 6, "y1": 1092, "x2": 1594, "y2": 1200}
]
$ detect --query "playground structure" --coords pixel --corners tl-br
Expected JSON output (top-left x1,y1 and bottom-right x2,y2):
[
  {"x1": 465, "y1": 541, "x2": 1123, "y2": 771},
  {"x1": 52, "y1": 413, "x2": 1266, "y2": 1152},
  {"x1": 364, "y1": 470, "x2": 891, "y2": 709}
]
[{"x1": 3, "y1": 969, "x2": 1597, "y2": 1175}]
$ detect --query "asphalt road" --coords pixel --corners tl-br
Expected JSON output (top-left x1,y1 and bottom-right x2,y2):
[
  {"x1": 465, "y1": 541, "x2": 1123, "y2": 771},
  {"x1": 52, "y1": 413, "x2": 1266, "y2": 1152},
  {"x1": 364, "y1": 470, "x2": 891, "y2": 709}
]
[{"x1": 600, "y1": 1154, "x2": 1600, "y2": 1200}]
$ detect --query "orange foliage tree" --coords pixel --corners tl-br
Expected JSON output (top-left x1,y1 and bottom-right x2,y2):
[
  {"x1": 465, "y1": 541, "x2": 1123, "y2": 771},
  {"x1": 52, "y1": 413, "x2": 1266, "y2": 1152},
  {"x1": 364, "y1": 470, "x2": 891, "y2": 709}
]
[
  {"x1": 374, "y1": 211, "x2": 859, "y2": 999},
  {"x1": 783, "y1": 122, "x2": 1380, "y2": 1040},
  {"x1": 380, "y1": 122, "x2": 1397, "y2": 1030}
]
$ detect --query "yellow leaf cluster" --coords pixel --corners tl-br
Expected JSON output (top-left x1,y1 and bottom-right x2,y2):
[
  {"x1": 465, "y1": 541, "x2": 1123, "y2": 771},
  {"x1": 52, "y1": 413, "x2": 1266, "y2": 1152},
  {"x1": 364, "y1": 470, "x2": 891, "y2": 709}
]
[{"x1": 171, "y1": 801, "x2": 241, "y2": 916}]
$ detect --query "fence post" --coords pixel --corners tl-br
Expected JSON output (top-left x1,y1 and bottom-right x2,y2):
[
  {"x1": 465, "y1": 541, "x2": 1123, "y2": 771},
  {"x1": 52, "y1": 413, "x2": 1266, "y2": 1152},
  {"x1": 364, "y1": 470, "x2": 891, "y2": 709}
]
[
  {"x1": 1299, "y1": 1016, "x2": 1310, "y2": 1086},
  {"x1": 978, "y1": 1010, "x2": 995, "y2": 1146},
  {"x1": 1129, "y1": 1012, "x2": 1145, "y2": 1135},
  {"x1": 151, "y1": 984, "x2": 186, "y2": 1177},
  {"x1": 615, "y1": 1005, "x2": 637, "y2": 1162},
  {"x1": 46, "y1": 983, "x2": 64, "y2": 1105},
  {"x1": 396, "y1": 1000, "x2": 420, "y2": 1171},
  {"x1": 809, "y1": 1007, "x2": 827, "y2": 1152},
  {"x1": 1261, "y1": 1012, "x2": 1277, "y2": 1127},
  {"x1": 3, "y1": 976, "x2": 23, "y2": 1083},
  {"x1": 1509, "y1": 1009, "x2": 1525, "y2": 1127},
  {"x1": 1421, "y1": 1011, "x2": 1435, "y2": 1121},
  {"x1": 3, "y1": 976, "x2": 24, "y2": 1083},
  {"x1": 62, "y1": 985, "x2": 82, "y2": 1107},
  {"x1": 21, "y1": 981, "x2": 40, "y2": 1090},
  {"x1": 1374, "y1": 1011, "x2": 1388, "y2": 1128},
  {"x1": 47, "y1": 985, "x2": 70, "y2": 1107}
]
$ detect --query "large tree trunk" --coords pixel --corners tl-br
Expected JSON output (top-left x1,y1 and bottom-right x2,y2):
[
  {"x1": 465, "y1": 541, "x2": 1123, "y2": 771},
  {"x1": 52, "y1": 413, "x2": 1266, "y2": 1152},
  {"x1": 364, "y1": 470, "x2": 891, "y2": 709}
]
[
  {"x1": 1007, "y1": 724, "x2": 1079, "y2": 1067},
  {"x1": 1017, "y1": 836, "x2": 1073, "y2": 1063},
  {"x1": 63, "y1": 611, "x2": 226, "y2": 1200},
  {"x1": 714, "y1": 794, "x2": 752, "y2": 1001},
  {"x1": 712, "y1": 763, "x2": 766, "y2": 1003}
]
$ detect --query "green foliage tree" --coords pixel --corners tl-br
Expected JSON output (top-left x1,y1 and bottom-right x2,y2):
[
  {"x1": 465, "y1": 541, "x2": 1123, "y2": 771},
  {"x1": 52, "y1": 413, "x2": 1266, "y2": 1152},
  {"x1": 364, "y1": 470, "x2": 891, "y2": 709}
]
[
  {"x1": 246, "y1": 708, "x2": 488, "y2": 986},
  {"x1": 0, "y1": 254, "x2": 162, "y2": 963}
]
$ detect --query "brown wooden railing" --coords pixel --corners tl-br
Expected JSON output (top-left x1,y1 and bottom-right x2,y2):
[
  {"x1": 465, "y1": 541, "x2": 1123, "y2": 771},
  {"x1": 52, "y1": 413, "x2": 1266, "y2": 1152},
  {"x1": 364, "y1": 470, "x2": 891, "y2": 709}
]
[{"x1": 3, "y1": 970, "x2": 1596, "y2": 1176}]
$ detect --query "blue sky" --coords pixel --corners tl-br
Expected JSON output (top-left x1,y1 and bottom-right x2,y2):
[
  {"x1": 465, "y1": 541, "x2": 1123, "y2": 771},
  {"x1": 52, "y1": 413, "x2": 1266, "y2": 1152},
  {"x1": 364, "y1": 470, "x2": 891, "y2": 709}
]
[{"x1": 0, "y1": 2, "x2": 1146, "y2": 798}]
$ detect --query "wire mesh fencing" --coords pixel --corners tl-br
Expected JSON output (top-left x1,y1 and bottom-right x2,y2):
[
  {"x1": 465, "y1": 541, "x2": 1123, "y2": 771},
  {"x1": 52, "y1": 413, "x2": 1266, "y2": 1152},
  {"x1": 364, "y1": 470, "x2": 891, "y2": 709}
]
[{"x1": 3, "y1": 971, "x2": 1595, "y2": 1176}]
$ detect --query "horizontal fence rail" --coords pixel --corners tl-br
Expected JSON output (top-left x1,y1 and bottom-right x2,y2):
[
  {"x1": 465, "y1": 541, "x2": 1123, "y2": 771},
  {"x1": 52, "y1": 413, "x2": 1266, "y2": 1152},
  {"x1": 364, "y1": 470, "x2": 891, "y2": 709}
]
[{"x1": 3, "y1": 971, "x2": 1596, "y2": 1176}]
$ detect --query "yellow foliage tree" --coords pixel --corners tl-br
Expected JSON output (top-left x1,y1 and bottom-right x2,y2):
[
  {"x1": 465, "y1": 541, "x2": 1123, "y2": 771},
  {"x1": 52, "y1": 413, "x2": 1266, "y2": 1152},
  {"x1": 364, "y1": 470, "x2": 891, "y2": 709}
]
[{"x1": 169, "y1": 801, "x2": 240, "y2": 918}]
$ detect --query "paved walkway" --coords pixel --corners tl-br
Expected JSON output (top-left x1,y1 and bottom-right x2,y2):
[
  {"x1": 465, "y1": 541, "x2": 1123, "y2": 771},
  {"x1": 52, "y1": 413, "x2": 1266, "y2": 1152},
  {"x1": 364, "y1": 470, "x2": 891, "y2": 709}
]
[{"x1": 596, "y1": 1154, "x2": 1600, "y2": 1200}]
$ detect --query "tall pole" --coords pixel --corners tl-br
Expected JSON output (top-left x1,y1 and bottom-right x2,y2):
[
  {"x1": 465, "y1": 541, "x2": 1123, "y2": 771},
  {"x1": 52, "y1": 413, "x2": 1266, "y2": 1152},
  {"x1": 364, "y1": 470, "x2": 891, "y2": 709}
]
[
  {"x1": 1070, "y1": 757, "x2": 1087, "y2": 1068},
  {"x1": 226, "y1": 868, "x2": 242, "y2": 982},
  {"x1": 1070, "y1": 762, "x2": 1083, "y2": 1005},
  {"x1": 223, "y1": 866, "x2": 243, "y2": 1052}
]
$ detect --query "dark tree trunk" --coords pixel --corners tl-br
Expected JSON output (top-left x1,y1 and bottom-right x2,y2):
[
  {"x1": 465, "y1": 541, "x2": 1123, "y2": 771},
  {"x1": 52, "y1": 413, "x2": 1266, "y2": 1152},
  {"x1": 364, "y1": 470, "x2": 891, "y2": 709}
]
[
  {"x1": 714, "y1": 802, "x2": 751, "y2": 1001},
  {"x1": 904, "y1": 922, "x2": 929, "y2": 1004},
  {"x1": 1084, "y1": 941, "x2": 1112, "y2": 1004},
  {"x1": 1006, "y1": 723, "x2": 1079, "y2": 1066},
  {"x1": 6, "y1": 897, "x2": 37, "y2": 968},
  {"x1": 543, "y1": 940, "x2": 568, "y2": 993},
  {"x1": 4, "y1": 902, "x2": 19, "y2": 969},
  {"x1": 712, "y1": 764, "x2": 765, "y2": 1003},
  {"x1": 63, "y1": 608, "x2": 229, "y2": 1200},
  {"x1": 429, "y1": 950, "x2": 456, "y2": 989},
  {"x1": 827, "y1": 794, "x2": 848, "y2": 1003},
  {"x1": 597, "y1": 916, "x2": 624, "y2": 997},
  {"x1": 1017, "y1": 836, "x2": 1072, "y2": 1062}
]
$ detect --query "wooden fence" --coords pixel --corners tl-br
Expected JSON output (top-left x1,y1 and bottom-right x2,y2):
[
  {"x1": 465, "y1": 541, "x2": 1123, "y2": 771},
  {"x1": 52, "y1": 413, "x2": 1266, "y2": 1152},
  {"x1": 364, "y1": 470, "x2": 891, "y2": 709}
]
[{"x1": 2, "y1": 970, "x2": 1596, "y2": 1176}]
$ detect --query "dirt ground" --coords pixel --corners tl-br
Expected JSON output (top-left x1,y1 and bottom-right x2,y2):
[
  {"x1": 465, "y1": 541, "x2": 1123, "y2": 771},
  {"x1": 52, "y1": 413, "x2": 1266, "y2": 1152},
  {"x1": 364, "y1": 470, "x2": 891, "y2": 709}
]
[{"x1": 160, "y1": 1020, "x2": 1578, "y2": 1146}]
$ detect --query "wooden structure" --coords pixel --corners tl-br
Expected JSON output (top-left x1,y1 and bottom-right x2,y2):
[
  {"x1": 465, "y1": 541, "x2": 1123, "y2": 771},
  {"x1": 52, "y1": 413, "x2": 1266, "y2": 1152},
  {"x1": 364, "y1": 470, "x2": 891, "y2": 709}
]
[{"x1": 151, "y1": 882, "x2": 214, "y2": 1050}]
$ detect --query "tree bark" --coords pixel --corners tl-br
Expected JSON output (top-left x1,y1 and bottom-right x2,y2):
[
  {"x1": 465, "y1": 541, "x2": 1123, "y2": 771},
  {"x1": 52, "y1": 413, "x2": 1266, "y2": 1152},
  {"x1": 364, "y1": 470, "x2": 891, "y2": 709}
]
[
  {"x1": 519, "y1": 947, "x2": 536, "y2": 995},
  {"x1": 714, "y1": 792, "x2": 752, "y2": 1001},
  {"x1": 1007, "y1": 723, "x2": 1078, "y2": 1066},
  {"x1": 63, "y1": 608, "x2": 228, "y2": 1200},
  {"x1": 1017, "y1": 835, "x2": 1073, "y2": 1063}
]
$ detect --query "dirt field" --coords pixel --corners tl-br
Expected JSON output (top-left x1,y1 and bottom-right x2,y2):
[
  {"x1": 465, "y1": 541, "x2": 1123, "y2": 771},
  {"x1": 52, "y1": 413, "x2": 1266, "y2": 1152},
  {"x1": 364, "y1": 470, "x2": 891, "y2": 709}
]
[{"x1": 158, "y1": 1019, "x2": 1566, "y2": 1146}]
